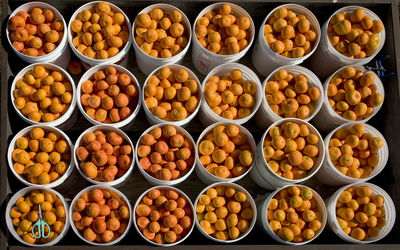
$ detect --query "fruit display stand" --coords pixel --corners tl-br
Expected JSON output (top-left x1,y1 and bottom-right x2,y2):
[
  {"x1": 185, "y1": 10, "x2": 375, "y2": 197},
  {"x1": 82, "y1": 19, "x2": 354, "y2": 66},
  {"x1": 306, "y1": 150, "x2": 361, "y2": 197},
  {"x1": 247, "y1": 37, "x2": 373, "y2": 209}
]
[{"x1": 1, "y1": 0, "x2": 400, "y2": 249}]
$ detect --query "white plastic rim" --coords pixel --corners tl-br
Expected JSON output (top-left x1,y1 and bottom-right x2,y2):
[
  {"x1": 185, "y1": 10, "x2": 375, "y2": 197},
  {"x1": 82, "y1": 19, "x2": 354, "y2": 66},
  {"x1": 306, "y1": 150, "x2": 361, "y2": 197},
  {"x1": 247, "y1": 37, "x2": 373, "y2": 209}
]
[
  {"x1": 7, "y1": 124, "x2": 74, "y2": 188},
  {"x1": 191, "y1": 2, "x2": 255, "y2": 75},
  {"x1": 315, "y1": 122, "x2": 389, "y2": 186},
  {"x1": 76, "y1": 64, "x2": 142, "y2": 130},
  {"x1": 195, "y1": 121, "x2": 257, "y2": 185},
  {"x1": 141, "y1": 64, "x2": 202, "y2": 127},
  {"x1": 326, "y1": 182, "x2": 396, "y2": 244},
  {"x1": 135, "y1": 124, "x2": 196, "y2": 186},
  {"x1": 257, "y1": 184, "x2": 327, "y2": 245},
  {"x1": 199, "y1": 62, "x2": 262, "y2": 126},
  {"x1": 5, "y1": 186, "x2": 70, "y2": 247},
  {"x1": 251, "y1": 118, "x2": 325, "y2": 189},
  {"x1": 312, "y1": 65, "x2": 385, "y2": 132},
  {"x1": 68, "y1": 1, "x2": 133, "y2": 68},
  {"x1": 132, "y1": 185, "x2": 195, "y2": 246},
  {"x1": 311, "y1": 6, "x2": 386, "y2": 78},
  {"x1": 69, "y1": 185, "x2": 132, "y2": 246},
  {"x1": 194, "y1": 182, "x2": 257, "y2": 243},
  {"x1": 10, "y1": 63, "x2": 77, "y2": 128},
  {"x1": 6, "y1": 2, "x2": 69, "y2": 66},
  {"x1": 252, "y1": 4, "x2": 321, "y2": 77},
  {"x1": 132, "y1": 4, "x2": 192, "y2": 75},
  {"x1": 255, "y1": 65, "x2": 324, "y2": 130},
  {"x1": 73, "y1": 125, "x2": 135, "y2": 187}
]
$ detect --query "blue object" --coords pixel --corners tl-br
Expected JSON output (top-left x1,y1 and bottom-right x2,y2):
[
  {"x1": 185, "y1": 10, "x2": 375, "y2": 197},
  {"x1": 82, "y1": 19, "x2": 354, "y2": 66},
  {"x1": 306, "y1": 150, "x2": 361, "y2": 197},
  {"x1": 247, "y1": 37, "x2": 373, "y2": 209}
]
[
  {"x1": 365, "y1": 55, "x2": 395, "y2": 78},
  {"x1": 31, "y1": 204, "x2": 51, "y2": 239}
]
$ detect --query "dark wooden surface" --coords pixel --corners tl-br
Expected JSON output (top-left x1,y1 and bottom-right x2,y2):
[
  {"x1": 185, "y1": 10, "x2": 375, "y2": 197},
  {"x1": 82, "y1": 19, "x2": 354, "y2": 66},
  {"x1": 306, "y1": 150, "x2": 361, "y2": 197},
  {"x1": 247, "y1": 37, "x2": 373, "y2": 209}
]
[{"x1": 2, "y1": 0, "x2": 400, "y2": 249}]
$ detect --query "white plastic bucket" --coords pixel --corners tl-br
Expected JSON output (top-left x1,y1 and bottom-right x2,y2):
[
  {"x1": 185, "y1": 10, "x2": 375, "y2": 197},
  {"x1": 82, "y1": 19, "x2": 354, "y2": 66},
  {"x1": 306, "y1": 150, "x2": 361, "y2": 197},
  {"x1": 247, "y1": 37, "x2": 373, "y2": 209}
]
[
  {"x1": 69, "y1": 185, "x2": 132, "y2": 246},
  {"x1": 312, "y1": 65, "x2": 384, "y2": 132},
  {"x1": 195, "y1": 122, "x2": 256, "y2": 185},
  {"x1": 199, "y1": 62, "x2": 262, "y2": 126},
  {"x1": 7, "y1": 125, "x2": 74, "y2": 189},
  {"x1": 133, "y1": 185, "x2": 195, "y2": 246},
  {"x1": 315, "y1": 122, "x2": 389, "y2": 186},
  {"x1": 5, "y1": 186, "x2": 70, "y2": 247},
  {"x1": 76, "y1": 64, "x2": 142, "y2": 130},
  {"x1": 255, "y1": 65, "x2": 324, "y2": 130},
  {"x1": 251, "y1": 4, "x2": 321, "y2": 77},
  {"x1": 250, "y1": 118, "x2": 325, "y2": 190},
  {"x1": 10, "y1": 63, "x2": 77, "y2": 130},
  {"x1": 135, "y1": 124, "x2": 196, "y2": 186},
  {"x1": 257, "y1": 184, "x2": 327, "y2": 245},
  {"x1": 194, "y1": 182, "x2": 257, "y2": 243},
  {"x1": 132, "y1": 4, "x2": 192, "y2": 75},
  {"x1": 73, "y1": 125, "x2": 135, "y2": 187},
  {"x1": 6, "y1": 2, "x2": 71, "y2": 69},
  {"x1": 68, "y1": 1, "x2": 132, "y2": 70},
  {"x1": 141, "y1": 64, "x2": 202, "y2": 127},
  {"x1": 310, "y1": 6, "x2": 386, "y2": 78},
  {"x1": 191, "y1": 2, "x2": 255, "y2": 75},
  {"x1": 326, "y1": 182, "x2": 396, "y2": 244}
]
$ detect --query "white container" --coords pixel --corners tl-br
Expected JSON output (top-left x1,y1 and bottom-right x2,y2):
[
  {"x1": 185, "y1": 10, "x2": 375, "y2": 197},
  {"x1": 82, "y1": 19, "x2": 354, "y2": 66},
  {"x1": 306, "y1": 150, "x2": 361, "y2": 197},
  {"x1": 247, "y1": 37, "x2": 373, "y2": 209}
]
[
  {"x1": 257, "y1": 184, "x2": 327, "y2": 245},
  {"x1": 68, "y1": 1, "x2": 132, "y2": 69},
  {"x1": 6, "y1": 2, "x2": 71, "y2": 69},
  {"x1": 135, "y1": 124, "x2": 196, "y2": 186},
  {"x1": 315, "y1": 122, "x2": 389, "y2": 186},
  {"x1": 326, "y1": 182, "x2": 396, "y2": 244},
  {"x1": 251, "y1": 4, "x2": 321, "y2": 77},
  {"x1": 255, "y1": 65, "x2": 324, "y2": 130},
  {"x1": 5, "y1": 186, "x2": 70, "y2": 247},
  {"x1": 191, "y1": 2, "x2": 255, "y2": 75},
  {"x1": 69, "y1": 185, "x2": 132, "y2": 246},
  {"x1": 250, "y1": 118, "x2": 325, "y2": 190},
  {"x1": 7, "y1": 125, "x2": 74, "y2": 189},
  {"x1": 312, "y1": 65, "x2": 384, "y2": 132},
  {"x1": 310, "y1": 6, "x2": 386, "y2": 78},
  {"x1": 195, "y1": 122, "x2": 256, "y2": 185},
  {"x1": 73, "y1": 125, "x2": 135, "y2": 187},
  {"x1": 133, "y1": 185, "x2": 195, "y2": 246},
  {"x1": 76, "y1": 64, "x2": 142, "y2": 130},
  {"x1": 10, "y1": 63, "x2": 77, "y2": 129},
  {"x1": 132, "y1": 4, "x2": 192, "y2": 75},
  {"x1": 194, "y1": 182, "x2": 257, "y2": 243},
  {"x1": 199, "y1": 62, "x2": 262, "y2": 126},
  {"x1": 141, "y1": 64, "x2": 202, "y2": 127}
]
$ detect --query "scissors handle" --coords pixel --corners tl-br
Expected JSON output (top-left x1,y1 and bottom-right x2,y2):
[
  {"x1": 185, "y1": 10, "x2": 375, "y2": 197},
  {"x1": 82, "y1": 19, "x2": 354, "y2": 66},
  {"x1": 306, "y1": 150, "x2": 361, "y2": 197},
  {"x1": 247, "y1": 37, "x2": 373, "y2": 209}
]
[{"x1": 31, "y1": 220, "x2": 51, "y2": 239}]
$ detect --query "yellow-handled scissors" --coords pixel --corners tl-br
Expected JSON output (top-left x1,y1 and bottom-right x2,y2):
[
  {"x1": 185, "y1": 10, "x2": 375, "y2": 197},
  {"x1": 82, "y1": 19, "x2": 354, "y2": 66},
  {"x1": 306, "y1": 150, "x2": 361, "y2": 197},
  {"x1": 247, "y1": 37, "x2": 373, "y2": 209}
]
[{"x1": 31, "y1": 204, "x2": 51, "y2": 239}]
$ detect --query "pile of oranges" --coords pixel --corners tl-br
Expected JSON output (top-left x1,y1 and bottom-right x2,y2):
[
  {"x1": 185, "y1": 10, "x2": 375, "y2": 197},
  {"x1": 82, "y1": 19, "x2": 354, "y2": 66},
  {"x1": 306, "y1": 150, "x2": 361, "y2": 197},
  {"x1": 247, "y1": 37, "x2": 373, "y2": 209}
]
[
  {"x1": 138, "y1": 125, "x2": 194, "y2": 181},
  {"x1": 328, "y1": 8, "x2": 384, "y2": 58},
  {"x1": 71, "y1": 188, "x2": 130, "y2": 243},
  {"x1": 263, "y1": 121, "x2": 320, "y2": 180},
  {"x1": 198, "y1": 124, "x2": 254, "y2": 179},
  {"x1": 336, "y1": 186, "x2": 386, "y2": 240},
  {"x1": 264, "y1": 7, "x2": 317, "y2": 58},
  {"x1": 70, "y1": 2, "x2": 129, "y2": 59},
  {"x1": 204, "y1": 69, "x2": 257, "y2": 120},
  {"x1": 135, "y1": 8, "x2": 189, "y2": 58},
  {"x1": 80, "y1": 66, "x2": 139, "y2": 124},
  {"x1": 8, "y1": 7, "x2": 64, "y2": 56},
  {"x1": 195, "y1": 3, "x2": 251, "y2": 55},
  {"x1": 9, "y1": 189, "x2": 66, "y2": 244},
  {"x1": 75, "y1": 129, "x2": 133, "y2": 182},
  {"x1": 11, "y1": 127, "x2": 71, "y2": 185},
  {"x1": 328, "y1": 124, "x2": 384, "y2": 178},
  {"x1": 144, "y1": 66, "x2": 200, "y2": 121},
  {"x1": 267, "y1": 186, "x2": 323, "y2": 243},
  {"x1": 13, "y1": 65, "x2": 73, "y2": 123},
  {"x1": 196, "y1": 185, "x2": 254, "y2": 241},
  {"x1": 135, "y1": 188, "x2": 193, "y2": 244},
  {"x1": 265, "y1": 68, "x2": 321, "y2": 119}
]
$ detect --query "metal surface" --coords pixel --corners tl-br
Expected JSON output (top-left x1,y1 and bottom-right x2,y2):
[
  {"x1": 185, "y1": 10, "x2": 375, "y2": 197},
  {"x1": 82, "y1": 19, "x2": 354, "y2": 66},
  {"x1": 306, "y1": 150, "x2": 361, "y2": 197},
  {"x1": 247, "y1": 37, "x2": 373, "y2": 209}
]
[{"x1": 2, "y1": 0, "x2": 400, "y2": 249}]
